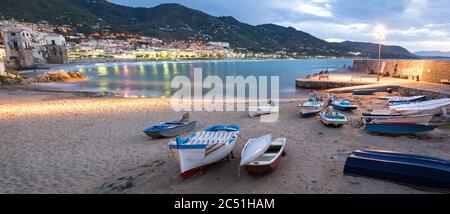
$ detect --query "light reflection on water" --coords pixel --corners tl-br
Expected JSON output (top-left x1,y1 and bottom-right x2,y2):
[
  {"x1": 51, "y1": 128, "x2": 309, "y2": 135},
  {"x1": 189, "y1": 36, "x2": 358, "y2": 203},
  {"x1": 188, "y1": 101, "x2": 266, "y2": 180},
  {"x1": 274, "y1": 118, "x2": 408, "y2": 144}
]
[{"x1": 27, "y1": 59, "x2": 353, "y2": 98}]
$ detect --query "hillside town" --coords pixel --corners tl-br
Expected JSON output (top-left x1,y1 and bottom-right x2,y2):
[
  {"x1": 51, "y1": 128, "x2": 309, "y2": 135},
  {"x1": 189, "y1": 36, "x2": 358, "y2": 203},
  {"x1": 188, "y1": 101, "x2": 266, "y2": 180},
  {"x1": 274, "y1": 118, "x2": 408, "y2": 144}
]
[{"x1": 0, "y1": 20, "x2": 254, "y2": 72}]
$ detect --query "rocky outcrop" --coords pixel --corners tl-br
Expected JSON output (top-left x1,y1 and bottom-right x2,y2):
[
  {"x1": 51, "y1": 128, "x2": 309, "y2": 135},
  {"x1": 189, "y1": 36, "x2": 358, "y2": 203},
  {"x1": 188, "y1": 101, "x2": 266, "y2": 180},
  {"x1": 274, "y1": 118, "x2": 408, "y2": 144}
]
[{"x1": 35, "y1": 70, "x2": 86, "y2": 83}]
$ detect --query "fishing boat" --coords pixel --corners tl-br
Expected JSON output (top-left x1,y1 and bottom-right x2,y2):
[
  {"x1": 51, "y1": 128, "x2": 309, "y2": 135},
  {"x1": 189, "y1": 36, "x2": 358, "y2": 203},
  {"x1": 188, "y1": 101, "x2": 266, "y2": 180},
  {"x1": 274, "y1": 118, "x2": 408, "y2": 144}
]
[
  {"x1": 319, "y1": 112, "x2": 348, "y2": 127},
  {"x1": 344, "y1": 150, "x2": 450, "y2": 191},
  {"x1": 379, "y1": 95, "x2": 426, "y2": 103},
  {"x1": 143, "y1": 121, "x2": 197, "y2": 138},
  {"x1": 240, "y1": 135, "x2": 286, "y2": 175},
  {"x1": 332, "y1": 99, "x2": 359, "y2": 111},
  {"x1": 248, "y1": 105, "x2": 279, "y2": 118},
  {"x1": 353, "y1": 89, "x2": 376, "y2": 95},
  {"x1": 390, "y1": 98, "x2": 450, "y2": 115},
  {"x1": 363, "y1": 123, "x2": 437, "y2": 134},
  {"x1": 297, "y1": 101, "x2": 324, "y2": 117},
  {"x1": 169, "y1": 125, "x2": 240, "y2": 179},
  {"x1": 362, "y1": 114, "x2": 433, "y2": 124}
]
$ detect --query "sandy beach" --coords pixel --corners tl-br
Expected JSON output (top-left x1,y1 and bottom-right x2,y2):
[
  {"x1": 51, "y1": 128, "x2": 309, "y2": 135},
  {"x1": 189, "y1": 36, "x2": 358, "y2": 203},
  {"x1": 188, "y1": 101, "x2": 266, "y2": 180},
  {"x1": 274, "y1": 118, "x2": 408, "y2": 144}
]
[{"x1": 0, "y1": 87, "x2": 449, "y2": 194}]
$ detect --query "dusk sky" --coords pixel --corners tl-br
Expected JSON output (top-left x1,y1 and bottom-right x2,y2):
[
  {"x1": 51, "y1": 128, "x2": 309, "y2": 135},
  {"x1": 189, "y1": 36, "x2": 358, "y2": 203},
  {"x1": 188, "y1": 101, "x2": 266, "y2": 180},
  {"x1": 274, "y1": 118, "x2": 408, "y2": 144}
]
[{"x1": 108, "y1": 0, "x2": 450, "y2": 52}]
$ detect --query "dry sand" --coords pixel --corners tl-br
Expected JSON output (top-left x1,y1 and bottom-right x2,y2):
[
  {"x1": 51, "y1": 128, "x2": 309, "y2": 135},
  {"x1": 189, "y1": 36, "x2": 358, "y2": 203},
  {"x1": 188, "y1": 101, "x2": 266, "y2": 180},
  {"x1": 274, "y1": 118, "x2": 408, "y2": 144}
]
[{"x1": 0, "y1": 88, "x2": 449, "y2": 194}]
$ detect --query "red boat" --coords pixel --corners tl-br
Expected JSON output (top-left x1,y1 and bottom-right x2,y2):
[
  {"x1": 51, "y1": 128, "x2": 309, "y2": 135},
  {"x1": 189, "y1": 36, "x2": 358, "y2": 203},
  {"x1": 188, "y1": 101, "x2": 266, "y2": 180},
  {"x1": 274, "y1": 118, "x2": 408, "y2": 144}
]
[{"x1": 240, "y1": 135, "x2": 286, "y2": 175}]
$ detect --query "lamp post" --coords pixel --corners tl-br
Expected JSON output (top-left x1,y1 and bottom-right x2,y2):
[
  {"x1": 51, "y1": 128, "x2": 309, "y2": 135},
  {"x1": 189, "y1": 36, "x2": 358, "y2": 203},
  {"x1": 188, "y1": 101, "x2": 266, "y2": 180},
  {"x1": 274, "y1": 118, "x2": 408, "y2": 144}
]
[{"x1": 375, "y1": 25, "x2": 386, "y2": 82}]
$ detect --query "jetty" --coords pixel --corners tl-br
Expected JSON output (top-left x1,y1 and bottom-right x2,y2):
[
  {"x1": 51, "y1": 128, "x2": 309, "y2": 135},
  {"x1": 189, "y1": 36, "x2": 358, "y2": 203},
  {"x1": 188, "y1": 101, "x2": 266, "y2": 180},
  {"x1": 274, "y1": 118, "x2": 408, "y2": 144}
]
[{"x1": 296, "y1": 60, "x2": 450, "y2": 98}]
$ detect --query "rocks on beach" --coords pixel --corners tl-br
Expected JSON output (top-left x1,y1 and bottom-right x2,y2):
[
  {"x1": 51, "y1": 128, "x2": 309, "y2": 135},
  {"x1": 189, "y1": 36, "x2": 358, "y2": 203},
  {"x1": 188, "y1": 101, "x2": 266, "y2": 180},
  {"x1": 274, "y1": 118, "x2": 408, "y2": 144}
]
[{"x1": 35, "y1": 70, "x2": 86, "y2": 83}]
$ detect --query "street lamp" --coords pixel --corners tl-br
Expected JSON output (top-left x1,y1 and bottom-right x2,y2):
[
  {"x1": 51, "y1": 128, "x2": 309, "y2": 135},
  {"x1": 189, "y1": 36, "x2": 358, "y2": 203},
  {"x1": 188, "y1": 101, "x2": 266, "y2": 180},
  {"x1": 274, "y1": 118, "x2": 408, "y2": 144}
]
[{"x1": 375, "y1": 25, "x2": 386, "y2": 82}]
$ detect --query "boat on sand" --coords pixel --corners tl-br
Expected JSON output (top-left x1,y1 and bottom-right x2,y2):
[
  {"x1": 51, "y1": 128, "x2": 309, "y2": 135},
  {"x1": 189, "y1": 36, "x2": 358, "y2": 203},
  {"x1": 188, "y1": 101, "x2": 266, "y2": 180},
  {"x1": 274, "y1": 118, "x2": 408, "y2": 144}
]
[
  {"x1": 353, "y1": 89, "x2": 376, "y2": 95},
  {"x1": 240, "y1": 135, "x2": 286, "y2": 175},
  {"x1": 390, "y1": 98, "x2": 450, "y2": 116},
  {"x1": 248, "y1": 106, "x2": 279, "y2": 118},
  {"x1": 319, "y1": 112, "x2": 348, "y2": 127},
  {"x1": 332, "y1": 99, "x2": 359, "y2": 111},
  {"x1": 363, "y1": 123, "x2": 437, "y2": 134},
  {"x1": 362, "y1": 114, "x2": 433, "y2": 124},
  {"x1": 344, "y1": 150, "x2": 450, "y2": 191},
  {"x1": 143, "y1": 121, "x2": 197, "y2": 138},
  {"x1": 297, "y1": 101, "x2": 324, "y2": 117},
  {"x1": 169, "y1": 125, "x2": 240, "y2": 179}
]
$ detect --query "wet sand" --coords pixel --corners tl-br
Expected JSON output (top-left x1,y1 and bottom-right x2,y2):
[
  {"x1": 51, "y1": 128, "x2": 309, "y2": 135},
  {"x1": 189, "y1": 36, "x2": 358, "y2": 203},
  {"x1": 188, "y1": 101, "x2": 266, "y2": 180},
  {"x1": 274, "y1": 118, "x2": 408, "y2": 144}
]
[{"x1": 0, "y1": 88, "x2": 449, "y2": 194}]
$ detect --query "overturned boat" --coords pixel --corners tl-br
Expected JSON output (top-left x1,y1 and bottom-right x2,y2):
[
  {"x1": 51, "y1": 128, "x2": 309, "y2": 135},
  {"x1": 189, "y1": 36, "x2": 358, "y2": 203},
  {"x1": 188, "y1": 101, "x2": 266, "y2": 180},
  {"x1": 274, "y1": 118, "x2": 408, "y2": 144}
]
[
  {"x1": 143, "y1": 121, "x2": 197, "y2": 138},
  {"x1": 169, "y1": 125, "x2": 240, "y2": 179},
  {"x1": 240, "y1": 135, "x2": 286, "y2": 175},
  {"x1": 363, "y1": 123, "x2": 437, "y2": 134},
  {"x1": 353, "y1": 89, "x2": 376, "y2": 95},
  {"x1": 248, "y1": 105, "x2": 279, "y2": 118},
  {"x1": 344, "y1": 150, "x2": 450, "y2": 191},
  {"x1": 297, "y1": 101, "x2": 324, "y2": 117}
]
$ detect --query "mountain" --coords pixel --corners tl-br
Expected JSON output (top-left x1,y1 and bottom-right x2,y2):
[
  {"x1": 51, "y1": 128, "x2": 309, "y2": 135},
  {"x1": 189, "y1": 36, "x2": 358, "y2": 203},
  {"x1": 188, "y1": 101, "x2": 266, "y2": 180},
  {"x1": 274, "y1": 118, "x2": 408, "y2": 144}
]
[
  {"x1": 0, "y1": 0, "x2": 416, "y2": 58},
  {"x1": 415, "y1": 51, "x2": 450, "y2": 58},
  {"x1": 334, "y1": 41, "x2": 417, "y2": 58}
]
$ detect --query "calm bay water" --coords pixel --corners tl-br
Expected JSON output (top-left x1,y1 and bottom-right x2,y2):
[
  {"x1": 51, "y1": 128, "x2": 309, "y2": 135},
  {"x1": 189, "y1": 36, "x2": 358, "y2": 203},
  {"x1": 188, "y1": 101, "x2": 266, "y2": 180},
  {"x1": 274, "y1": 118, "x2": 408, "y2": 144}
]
[{"x1": 30, "y1": 59, "x2": 353, "y2": 99}]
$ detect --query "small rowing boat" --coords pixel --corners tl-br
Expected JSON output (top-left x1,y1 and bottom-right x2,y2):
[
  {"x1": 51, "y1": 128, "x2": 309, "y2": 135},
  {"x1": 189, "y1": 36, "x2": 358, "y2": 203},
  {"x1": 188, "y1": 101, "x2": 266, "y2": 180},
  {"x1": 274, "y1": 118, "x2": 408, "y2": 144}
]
[
  {"x1": 362, "y1": 114, "x2": 433, "y2": 124},
  {"x1": 390, "y1": 98, "x2": 450, "y2": 116},
  {"x1": 363, "y1": 123, "x2": 437, "y2": 134},
  {"x1": 169, "y1": 125, "x2": 240, "y2": 179},
  {"x1": 297, "y1": 101, "x2": 324, "y2": 117},
  {"x1": 319, "y1": 112, "x2": 348, "y2": 127},
  {"x1": 344, "y1": 150, "x2": 450, "y2": 191},
  {"x1": 248, "y1": 106, "x2": 279, "y2": 118},
  {"x1": 353, "y1": 89, "x2": 376, "y2": 95},
  {"x1": 143, "y1": 121, "x2": 197, "y2": 138},
  {"x1": 379, "y1": 95, "x2": 426, "y2": 103},
  {"x1": 240, "y1": 135, "x2": 286, "y2": 175},
  {"x1": 332, "y1": 99, "x2": 359, "y2": 111}
]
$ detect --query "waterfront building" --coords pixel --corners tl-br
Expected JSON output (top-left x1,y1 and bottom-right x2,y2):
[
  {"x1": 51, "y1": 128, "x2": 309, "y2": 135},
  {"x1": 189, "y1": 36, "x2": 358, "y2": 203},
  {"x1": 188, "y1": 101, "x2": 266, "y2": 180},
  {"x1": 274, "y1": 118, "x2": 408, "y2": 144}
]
[
  {"x1": 45, "y1": 34, "x2": 69, "y2": 64},
  {"x1": 0, "y1": 32, "x2": 5, "y2": 76}
]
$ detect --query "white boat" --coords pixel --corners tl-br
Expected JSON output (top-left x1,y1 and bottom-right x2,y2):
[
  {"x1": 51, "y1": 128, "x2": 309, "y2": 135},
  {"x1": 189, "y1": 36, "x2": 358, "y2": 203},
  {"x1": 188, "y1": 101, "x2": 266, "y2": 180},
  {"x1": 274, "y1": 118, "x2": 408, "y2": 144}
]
[
  {"x1": 319, "y1": 112, "x2": 348, "y2": 126},
  {"x1": 297, "y1": 101, "x2": 324, "y2": 117},
  {"x1": 240, "y1": 135, "x2": 272, "y2": 166},
  {"x1": 390, "y1": 98, "x2": 450, "y2": 116},
  {"x1": 379, "y1": 95, "x2": 426, "y2": 102},
  {"x1": 362, "y1": 114, "x2": 433, "y2": 124},
  {"x1": 169, "y1": 125, "x2": 240, "y2": 179},
  {"x1": 240, "y1": 135, "x2": 286, "y2": 175},
  {"x1": 248, "y1": 105, "x2": 279, "y2": 118}
]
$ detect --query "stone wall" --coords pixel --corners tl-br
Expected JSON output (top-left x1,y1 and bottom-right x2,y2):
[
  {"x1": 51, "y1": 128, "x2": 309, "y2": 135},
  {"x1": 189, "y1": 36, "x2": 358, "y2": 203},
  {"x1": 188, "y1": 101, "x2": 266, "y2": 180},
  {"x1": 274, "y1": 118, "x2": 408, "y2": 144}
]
[{"x1": 352, "y1": 60, "x2": 450, "y2": 83}]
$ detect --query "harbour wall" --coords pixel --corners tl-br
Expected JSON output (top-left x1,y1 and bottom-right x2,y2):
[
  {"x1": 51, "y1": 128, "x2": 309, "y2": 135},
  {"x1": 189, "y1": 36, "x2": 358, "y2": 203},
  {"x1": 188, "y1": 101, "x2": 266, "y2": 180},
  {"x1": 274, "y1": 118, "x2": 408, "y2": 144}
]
[{"x1": 352, "y1": 60, "x2": 450, "y2": 84}]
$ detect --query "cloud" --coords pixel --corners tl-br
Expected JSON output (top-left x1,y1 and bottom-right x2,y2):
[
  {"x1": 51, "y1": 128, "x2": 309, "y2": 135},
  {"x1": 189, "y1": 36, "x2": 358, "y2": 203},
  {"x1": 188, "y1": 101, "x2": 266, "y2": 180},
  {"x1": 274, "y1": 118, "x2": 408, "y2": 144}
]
[{"x1": 108, "y1": 0, "x2": 450, "y2": 51}]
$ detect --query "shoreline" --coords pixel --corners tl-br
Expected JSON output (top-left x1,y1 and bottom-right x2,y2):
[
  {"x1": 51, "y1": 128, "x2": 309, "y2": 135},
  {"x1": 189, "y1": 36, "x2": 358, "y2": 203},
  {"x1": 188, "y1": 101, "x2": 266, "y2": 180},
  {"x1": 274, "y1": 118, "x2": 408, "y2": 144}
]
[{"x1": 0, "y1": 88, "x2": 449, "y2": 194}]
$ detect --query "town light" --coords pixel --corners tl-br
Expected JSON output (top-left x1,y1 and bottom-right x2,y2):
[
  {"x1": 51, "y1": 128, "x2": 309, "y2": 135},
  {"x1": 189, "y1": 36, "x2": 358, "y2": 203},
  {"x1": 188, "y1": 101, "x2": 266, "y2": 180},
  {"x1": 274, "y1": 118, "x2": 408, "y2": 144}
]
[{"x1": 375, "y1": 25, "x2": 386, "y2": 82}]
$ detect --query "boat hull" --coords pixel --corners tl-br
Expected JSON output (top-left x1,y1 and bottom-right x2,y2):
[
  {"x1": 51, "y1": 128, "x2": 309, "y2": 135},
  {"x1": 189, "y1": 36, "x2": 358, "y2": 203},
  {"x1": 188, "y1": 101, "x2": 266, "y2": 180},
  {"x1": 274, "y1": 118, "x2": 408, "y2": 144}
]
[
  {"x1": 144, "y1": 121, "x2": 197, "y2": 138},
  {"x1": 248, "y1": 106, "x2": 279, "y2": 118},
  {"x1": 298, "y1": 101, "x2": 324, "y2": 117},
  {"x1": 344, "y1": 150, "x2": 450, "y2": 191},
  {"x1": 362, "y1": 114, "x2": 433, "y2": 124},
  {"x1": 320, "y1": 112, "x2": 348, "y2": 126},
  {"x1": 176, "y1": 139, "x2": 237, "y2": 179},
  {"x1": 364, "y1": 123, "x2": 437, "y2": 134},
  {"x1": 332, "y1": 104, "x2": 358, "y2": 111},
  {"x1": 245, "y1": 155, "x2": 283, "y2": 175},
  {"x1": 353, "y1": 89, "x2": 376, "y2": 95}
]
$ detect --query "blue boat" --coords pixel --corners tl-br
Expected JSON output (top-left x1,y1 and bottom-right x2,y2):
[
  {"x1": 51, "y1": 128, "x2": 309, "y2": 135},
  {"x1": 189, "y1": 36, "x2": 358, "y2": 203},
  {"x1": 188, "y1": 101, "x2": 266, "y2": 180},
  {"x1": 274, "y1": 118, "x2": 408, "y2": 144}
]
[
  {"x1": 363, "y1": 123, "x2": 436, "y2": 134},
  {"x1": 144, "y1": 121, "x2": 197, "y2": 138},
  {"x1": 332, "y1": 100, "x2": 359, "y2": 111},
  {"x1": 353, "y1": 89, "x2": 376, "y2": 95},
  {"x1": 344, "y1": 150, "x2": 450, "y2": 191}
]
